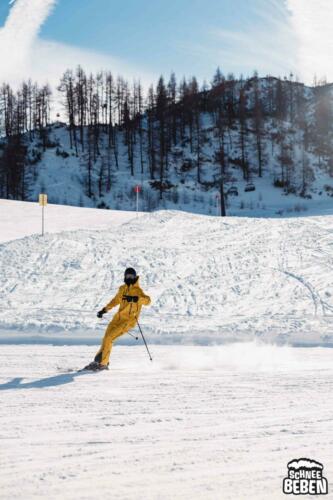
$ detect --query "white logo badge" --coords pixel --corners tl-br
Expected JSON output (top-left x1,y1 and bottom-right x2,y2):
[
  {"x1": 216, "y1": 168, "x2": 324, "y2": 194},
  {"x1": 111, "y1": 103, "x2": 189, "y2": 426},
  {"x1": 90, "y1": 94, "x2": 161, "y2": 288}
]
[{"x1": 283, "y1": 458, "x2": 328, "y2": 495}]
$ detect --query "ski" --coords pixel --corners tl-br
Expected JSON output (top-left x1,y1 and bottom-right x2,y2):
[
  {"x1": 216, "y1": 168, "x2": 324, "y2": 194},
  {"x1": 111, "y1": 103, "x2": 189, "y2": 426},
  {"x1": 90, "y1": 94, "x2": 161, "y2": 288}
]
[{"x1": 79, "y1": 362, "x2": 109, "y2": 372}]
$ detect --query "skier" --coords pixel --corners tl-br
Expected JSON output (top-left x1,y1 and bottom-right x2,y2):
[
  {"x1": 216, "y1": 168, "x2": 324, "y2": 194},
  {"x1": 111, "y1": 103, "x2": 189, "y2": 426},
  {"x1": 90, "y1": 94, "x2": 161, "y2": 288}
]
[{"x1": 84, "y1": 268, "x2": 151, "y2": 371}]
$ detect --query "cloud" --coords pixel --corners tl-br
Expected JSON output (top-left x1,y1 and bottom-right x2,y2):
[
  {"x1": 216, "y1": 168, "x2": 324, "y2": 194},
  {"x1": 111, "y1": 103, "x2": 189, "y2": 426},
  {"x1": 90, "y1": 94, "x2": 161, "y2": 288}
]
[
  {"x1": 0, "y1": 0, "x2": 155, "y2": 90},
  {"x1": 3, "y1": 0, "x2": 56, "y2": 45},
  {"x1": 210, "y1": 26, "x2": 297, "y2": 77},
  {"x1": 180, "y1": 26, "x2": 297, "y2": 80},
  {"x1": 286, "y1": 0, "x2": 333, "y2": 83},
  {"x1": 178, "y1": 0, "x2": 333, "y2": 85},
  {"x1": 177, "y1": 0, "x2": 297, "y2": 80},
  {"x1": 32, "y1": 39, "x2": 155, "y2": 90},
  {"x1": 0, "y1": 0, "x2": 57, "y2": 83}
]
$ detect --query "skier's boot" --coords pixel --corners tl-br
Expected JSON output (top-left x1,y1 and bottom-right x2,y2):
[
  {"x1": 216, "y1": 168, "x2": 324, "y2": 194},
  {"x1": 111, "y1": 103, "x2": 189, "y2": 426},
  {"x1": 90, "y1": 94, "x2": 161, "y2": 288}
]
[
  {"x1": 94, "y1": 363, "x2": 109, "y2": 371},
  {"x1": 82, "y1": 361, "x2": 109, "y2": 371},
  {"x1": 82, "y1": 361, "x2": 100, "y2": 371}
]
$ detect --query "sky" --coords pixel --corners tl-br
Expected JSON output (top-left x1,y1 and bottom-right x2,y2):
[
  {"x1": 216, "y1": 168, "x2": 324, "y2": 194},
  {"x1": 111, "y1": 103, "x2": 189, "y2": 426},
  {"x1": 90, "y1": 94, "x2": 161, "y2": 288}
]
[{"x1": 0, "y1": 0, "x2": 332, "y2": 90}]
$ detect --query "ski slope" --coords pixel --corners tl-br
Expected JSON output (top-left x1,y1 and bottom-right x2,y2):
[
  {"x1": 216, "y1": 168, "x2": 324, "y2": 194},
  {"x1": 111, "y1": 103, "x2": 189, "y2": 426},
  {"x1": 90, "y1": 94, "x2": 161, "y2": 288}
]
[
  {"x1": 0, "y1": 199, "x2": 137, "y2": 243},
  {"x1": 0, "y1": 200, "x2": 333, "y2": 345},
  {"x1": 1, "y1": 200, "x2": 333, "y2": 500},
  {"x1": 1, "y1": 344, "x2": 333, "y2": 500}
]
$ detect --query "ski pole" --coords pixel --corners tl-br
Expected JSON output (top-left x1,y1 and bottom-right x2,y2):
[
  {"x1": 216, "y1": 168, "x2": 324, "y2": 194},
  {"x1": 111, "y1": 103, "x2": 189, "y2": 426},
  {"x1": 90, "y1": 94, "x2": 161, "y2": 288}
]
[{"x1": 135, "y1": 317, "x2": 153, "y2": 361}]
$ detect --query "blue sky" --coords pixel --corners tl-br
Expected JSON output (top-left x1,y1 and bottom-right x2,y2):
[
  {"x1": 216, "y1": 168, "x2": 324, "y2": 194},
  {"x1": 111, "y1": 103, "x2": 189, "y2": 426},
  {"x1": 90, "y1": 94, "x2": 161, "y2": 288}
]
[
  {"x1": 0, "y1": 0, "x2": 332, "y2": 88},
  {"x1": 39, "y1": 0, "x2": 292, "y2": 78}
]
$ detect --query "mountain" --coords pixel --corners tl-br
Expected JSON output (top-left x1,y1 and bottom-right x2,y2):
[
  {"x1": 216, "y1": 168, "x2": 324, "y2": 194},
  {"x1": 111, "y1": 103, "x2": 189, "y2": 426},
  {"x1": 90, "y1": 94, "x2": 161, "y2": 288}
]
[{"x1": 0, "y1": 73, "x2": 333, "y2": 216}]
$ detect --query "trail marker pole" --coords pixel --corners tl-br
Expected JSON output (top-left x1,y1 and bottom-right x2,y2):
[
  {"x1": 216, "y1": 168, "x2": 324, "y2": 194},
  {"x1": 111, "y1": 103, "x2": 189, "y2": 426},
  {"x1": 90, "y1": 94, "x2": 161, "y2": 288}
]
[
  {"x1": 39, "y1": 194, "x2": 48, "y2": 236},
  {"x1": 134, "y1": 185, "x2": 141, "y2": 216}
]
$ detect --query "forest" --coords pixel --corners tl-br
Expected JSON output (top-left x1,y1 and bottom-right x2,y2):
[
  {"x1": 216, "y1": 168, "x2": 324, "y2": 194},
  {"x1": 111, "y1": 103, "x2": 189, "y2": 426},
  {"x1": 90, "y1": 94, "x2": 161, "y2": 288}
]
[{"x1": 0, "y1": 68, "x2": 332, "y2": 215}]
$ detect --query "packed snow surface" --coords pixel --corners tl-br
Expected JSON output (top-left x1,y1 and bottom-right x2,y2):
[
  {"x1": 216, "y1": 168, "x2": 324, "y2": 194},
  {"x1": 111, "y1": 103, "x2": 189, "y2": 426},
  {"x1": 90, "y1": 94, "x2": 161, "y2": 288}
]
[
  {"x1": 0, "y1": 200, "x2": 333, "y2": 345},
  {"x1": 0, "y1": 199, "x2": 137, "y2": 243},
  {"x1": 1, "y1": 344, "x2": 333, "y2": 500}
]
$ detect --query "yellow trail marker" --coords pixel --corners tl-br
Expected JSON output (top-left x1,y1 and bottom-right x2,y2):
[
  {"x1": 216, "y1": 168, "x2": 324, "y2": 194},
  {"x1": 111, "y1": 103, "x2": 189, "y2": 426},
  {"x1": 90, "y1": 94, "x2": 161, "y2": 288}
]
[
  {"x1": 39, "y1": 194, "x2": 48, "y2": 207},
  {"x1": 39, "y1": 194, "x2": 48, "y2": 235}
]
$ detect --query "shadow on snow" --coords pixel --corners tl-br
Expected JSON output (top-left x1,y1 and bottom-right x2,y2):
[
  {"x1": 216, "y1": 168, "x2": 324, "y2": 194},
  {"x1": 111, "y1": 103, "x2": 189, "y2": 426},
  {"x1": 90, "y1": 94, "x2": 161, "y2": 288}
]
[{"x1": 0, "y1": 371, "x2": 91, "y2": 390}]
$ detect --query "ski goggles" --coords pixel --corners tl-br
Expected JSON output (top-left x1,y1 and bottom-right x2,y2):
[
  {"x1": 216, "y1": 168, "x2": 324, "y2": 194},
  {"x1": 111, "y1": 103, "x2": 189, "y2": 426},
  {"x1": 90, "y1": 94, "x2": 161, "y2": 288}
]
[{"x1": 125, "y1": 273, "x2": 136, "y2": 279}]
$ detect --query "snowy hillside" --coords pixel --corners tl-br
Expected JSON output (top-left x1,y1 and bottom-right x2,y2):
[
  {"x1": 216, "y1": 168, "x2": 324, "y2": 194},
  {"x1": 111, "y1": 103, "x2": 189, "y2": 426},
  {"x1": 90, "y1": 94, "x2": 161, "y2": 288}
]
[
  {"x1": 1, "y1": 75, "x2": 333, "y2": 217},
  {"x1": 20, "y1": 119, "x2": 333, "y2": 218},
  {"x1": 1, "y1": 201, "x2": 333, "y2": 345},
  {"x1": 20, "y1": 120, "x2": 333, "y2": 217}
]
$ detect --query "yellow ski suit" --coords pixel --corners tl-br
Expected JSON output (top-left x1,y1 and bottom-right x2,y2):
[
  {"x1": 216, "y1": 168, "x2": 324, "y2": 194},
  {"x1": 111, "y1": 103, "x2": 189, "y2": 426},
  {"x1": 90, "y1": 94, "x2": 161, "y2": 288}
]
[{"x1": 95, "y1": 278, "x2": 151, "y2": 366}]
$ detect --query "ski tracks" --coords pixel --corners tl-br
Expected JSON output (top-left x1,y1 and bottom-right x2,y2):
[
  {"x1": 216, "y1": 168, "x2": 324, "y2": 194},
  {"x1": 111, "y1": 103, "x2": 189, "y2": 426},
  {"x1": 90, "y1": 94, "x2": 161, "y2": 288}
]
[{"x1": 0, "y1": 211, "x2": 332, "y2": 343}]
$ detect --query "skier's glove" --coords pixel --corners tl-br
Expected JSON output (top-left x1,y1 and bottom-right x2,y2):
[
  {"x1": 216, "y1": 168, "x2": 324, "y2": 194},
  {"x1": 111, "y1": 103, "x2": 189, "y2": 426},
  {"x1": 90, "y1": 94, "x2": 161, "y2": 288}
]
[{"x1": 97, "y1": 307, "x2": 107, "y2": 318}]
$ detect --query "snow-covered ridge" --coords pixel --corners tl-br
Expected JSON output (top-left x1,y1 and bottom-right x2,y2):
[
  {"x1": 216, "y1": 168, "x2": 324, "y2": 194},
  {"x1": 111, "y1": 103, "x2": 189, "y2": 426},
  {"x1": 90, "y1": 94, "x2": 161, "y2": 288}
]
[
  {"x1": 0, "y1": 201, "x2": 333, "y2": 345},
  {"x1": 18, "y1": 117, "x2": 333, "y2": 218},
  {"x1": 2, "y1": 76, "x2": 333, "y2": 217}
]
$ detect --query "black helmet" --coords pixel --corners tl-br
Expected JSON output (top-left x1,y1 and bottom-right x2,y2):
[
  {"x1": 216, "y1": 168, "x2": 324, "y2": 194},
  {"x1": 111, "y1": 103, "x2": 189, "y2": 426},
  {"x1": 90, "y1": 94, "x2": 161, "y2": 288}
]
[{"x1": 124, "y1": 268, "x2": 137, "y2": 285}]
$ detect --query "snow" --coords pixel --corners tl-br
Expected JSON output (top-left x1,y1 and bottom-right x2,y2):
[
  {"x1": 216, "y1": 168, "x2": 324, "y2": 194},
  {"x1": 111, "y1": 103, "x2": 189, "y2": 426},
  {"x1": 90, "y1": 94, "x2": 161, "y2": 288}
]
[
  {"x1": 0, "y1": 199, "x2": 137, "y2": 243},
  {"x1": 1, "y1": 200, "x2": 333, "y2": 499},
  {"x1": 0, "y1": 200, "x2": 333, "y2": 345},
  {"x1": 1, "y1": 344, "x2": 333, "y2": 500}
]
